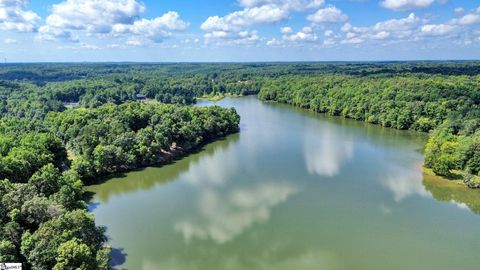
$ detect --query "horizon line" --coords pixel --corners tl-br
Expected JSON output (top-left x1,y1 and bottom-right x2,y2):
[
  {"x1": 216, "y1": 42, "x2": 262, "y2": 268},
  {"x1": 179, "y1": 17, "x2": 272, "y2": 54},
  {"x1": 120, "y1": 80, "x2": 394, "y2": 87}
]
[{"x1": 1, "y1": 59, "x2": 480, "y2": 64}]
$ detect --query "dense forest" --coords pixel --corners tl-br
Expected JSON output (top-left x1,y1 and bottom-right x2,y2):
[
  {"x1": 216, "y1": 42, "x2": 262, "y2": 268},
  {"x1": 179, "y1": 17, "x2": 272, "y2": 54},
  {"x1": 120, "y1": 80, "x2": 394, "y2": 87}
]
[
  {"x1": 1, "y1": 61, "x2": 480, "y2": 269},
  {"x1": 3, "y1": 62, "x2": 478, "y2": 118},
  {"x1": 47, "y1": 103, "x2": 240, "y2": 183}
]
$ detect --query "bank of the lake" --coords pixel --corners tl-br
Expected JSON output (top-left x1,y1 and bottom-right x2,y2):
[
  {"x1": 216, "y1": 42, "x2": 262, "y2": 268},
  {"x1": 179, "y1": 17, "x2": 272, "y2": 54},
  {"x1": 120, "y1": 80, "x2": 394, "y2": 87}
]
[
  {"x1": 196, "y1": 93, "x2": 243, "y2": 102},
  {"x1": 423, "y1": 167, "x2": 480, "y2": 189},
  {"x1": 88, "y1": 97, "x2": 480, "y2": 270}
]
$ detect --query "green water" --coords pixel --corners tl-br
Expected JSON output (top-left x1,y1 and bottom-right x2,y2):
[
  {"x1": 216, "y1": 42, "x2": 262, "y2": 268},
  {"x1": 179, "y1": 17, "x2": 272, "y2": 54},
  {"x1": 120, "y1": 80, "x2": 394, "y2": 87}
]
[{"x1": 87, "y1": 97, "x2": 480, "y2": 270}]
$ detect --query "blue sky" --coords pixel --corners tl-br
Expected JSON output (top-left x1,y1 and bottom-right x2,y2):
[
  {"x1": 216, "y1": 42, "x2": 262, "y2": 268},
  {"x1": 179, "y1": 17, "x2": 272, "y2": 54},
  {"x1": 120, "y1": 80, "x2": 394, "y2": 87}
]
[{"x1": 0, "y1": 0, "x2": 479, "y2": 62}]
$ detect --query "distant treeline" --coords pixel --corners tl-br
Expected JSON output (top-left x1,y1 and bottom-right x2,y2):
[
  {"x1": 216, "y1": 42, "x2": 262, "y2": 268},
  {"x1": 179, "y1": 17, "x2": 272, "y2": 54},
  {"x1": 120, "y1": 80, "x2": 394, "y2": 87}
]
[{"x1": 1, "y1": 61, "x2": 480, "y2": 118}]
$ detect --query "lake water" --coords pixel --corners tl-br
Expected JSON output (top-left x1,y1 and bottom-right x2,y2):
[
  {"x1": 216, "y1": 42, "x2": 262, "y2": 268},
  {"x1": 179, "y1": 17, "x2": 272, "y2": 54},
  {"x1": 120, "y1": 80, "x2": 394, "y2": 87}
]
[{"x1": 87, "y1": 97, "x2": 480, "y2": 270}]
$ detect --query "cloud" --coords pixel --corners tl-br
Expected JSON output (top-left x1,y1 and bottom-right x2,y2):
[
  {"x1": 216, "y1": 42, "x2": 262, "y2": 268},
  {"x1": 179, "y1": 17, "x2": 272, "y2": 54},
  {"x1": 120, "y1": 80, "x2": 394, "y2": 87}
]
[
  {"x1": 341, "y1": 36, "x2": 364, "y2": 44},
  {"x1": 282, "y1": 26, "x2": 318, "y2": 42},
  {"x1": 0, "y1": 0, "x2": 40, "y2": 32},
  {"x1": 237, "y1": 0, "x2": 325, "y2": 10},
  {"x1": 451, "y1": 13, "x2": 480, "y2": 26},
  {"x1": 370, "y1": 30, "x2": 391, "y2": 39},
  {"x1": 332, "y1": 9, "x2": 478, "y2": 47},
  {"x1": 372, "y1": 12, "x2": 423, "y2": 34},
  {"x1": 201, "y1": 0, "x2": 323, "y2": 44},
  {"x1": 38, "y1": 0, "x2": 188, "y2": 43},
  {"x1": 380, "y1": 0, "x2": 435, "y2": 11},
  {"x1": 307, "y1": 6, "x2": 348, "y2": 24},
  {"x1": 41, "y1": 0, "x2": 144, "y2": 36},
  {"x1": 280, "y1": 26, "x2": 293, "y2": 34},
  {"x1": 420, "y1": 24, "x2": 456, "y2": 36},
  {"x1": 204, "y1": 30, "x2": 261, "y2": 46},
  {"x1": 338, "y1": 13, "x2": 424, "y2": 45},
  {"x1": 112, "y1": 11, "x2": 189, "y2": 42},
  {"x1": 266, "y1": 37, "x2": 283, "y2": 46},
  {"x1": 126, "y1": 37, "x2": 147, "y2": 46},
  {"x1": 324, "y1": 30, "x2": 333, "y2": 37},
  {"x1": 454, "y1": 7, "x2": 465, "y2": 16},
  {"x1": 107, "y1": 43, "x2": 123, "y2": 48},
  {"x1": 57, "y1": 42, "x2": 100, "y2": 50},
  {"x1": 201, "y1": 5, "x2": 289, "y2": 31},
  {"x1": 4, "y1": 38, "x2": 17, "y2": 44},
  {"x1": 270, "y1": 25, "x2": 322, "y2": 45}
]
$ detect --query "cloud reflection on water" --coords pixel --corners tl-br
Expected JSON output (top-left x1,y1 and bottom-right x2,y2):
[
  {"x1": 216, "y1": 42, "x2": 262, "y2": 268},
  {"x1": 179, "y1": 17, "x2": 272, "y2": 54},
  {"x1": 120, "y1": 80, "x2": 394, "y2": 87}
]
[
  {"x1": 180, "y1": 141, "x2": 239, "y2": 187},
  {"x1": 383, "y1": 165, "x2": 480, "y2": 215},
  {"x1": 140, "y1": 248, "x2": 343, "y2": 270},
  {"x1": 175, "y1": 182, "x2": 297, "y2": 244},
  {"x1": 303, "y1": 122, "x2": 354, "y2": 177},
  {"x1": 382, "y1": 166, "x2": 432, "y2": 202}
]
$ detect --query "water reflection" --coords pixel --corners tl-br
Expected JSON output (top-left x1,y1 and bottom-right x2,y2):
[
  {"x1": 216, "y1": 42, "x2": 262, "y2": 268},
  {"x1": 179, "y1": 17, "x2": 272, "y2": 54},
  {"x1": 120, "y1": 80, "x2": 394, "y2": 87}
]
[
  {"x1": 110, "y1": 248, "x2": 127, "y2": 270},
  {"x1": 303, "y1": 124, "x2": 354, "y2": 177},
  {"x1": 381, "y1": 164, "x2": 480, "y2": 216},
  {"x1": 180, "y1": 137, "x2": 239, "y2": 187},
  {"x1": 170, "y1": 99, "x2": 301, "y2": 244},
  {"x1": 379, "y1": 204, "x2": 393, "y2": 215},
  {"x1": 423, "y1": 172, "x2": 480, "y2": 215},
  {"x1": 139, "y1": 247, "x2": 343, "y2": 270},
  {"x1": 382, "y1": 166, "x2": 431, "y2": 202},
  {"x1": 87, "y1": 134, "x2": 239, "y2": 203},
  {"x1": 263, "y1": 249, "x2": 344, "y2": 270},
  {"x1": 175, "y1": 182, "x2": 297, "y2": 244}
]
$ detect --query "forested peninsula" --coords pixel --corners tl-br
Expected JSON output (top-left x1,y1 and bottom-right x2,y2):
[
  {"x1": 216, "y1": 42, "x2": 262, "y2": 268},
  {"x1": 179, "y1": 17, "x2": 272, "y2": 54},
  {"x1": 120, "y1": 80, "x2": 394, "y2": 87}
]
[{"x1": 1, "y1": 62, "x2": 479, "y2": 268}]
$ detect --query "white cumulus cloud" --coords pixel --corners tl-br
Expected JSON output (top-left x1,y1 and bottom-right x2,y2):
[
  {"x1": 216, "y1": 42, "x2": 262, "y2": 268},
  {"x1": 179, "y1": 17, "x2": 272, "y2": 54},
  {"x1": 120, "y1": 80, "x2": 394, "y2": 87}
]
[
  {"x1": 201, "y1": 0, "x2": 323, "y2": 45},
  {"x1": 112, "y1": 11, "x2": 189, "y2": 42},
  {"x1": 307, "y1": 6, "x2": 348, "y2": 24},
  {"x1": 283, "y1": 26, "x2": 318, "y2": 42},
  {"x1": 380, "y1": 0, "x2": 435, "y2": 11},
  {"x1": 451, "y1": 13, "x2": 480, "y2": 26},
  {"x1": 338, "y1": 13, "x2": 425, "y2": 45},
  {"x1": 280, "y1": 26, "x2": 293, "y2": 34},
  {"x1": 238, "y1": 0, "x2": 324, "y2": 10},
  {"x1": 0, "y1": 0, "x2": 40, "y2": 32},
  {"x1": 421, "y1": 23, "x2": 456, "y2": 36},
  {"x1": 38, "y1": 0, "x2": 188, "y2": 44}
]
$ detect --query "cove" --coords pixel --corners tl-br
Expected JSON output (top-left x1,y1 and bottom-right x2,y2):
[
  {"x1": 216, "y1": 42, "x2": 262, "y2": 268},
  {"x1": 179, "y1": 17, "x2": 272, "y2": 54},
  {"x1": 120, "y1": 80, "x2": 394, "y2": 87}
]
[{"x1": 87, "y1": 96, "x2": 480, "y2": 270}]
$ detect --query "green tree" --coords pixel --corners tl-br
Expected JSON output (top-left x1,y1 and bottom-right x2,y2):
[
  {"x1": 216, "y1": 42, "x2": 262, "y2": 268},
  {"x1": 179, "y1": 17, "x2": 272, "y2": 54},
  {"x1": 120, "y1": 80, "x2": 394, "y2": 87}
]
[
  {"x1": 52, "y1": 238, "x2": 95, "y2": 270},
  {"x1": 28, "y1": 164, "x2": 63, "y2": 197}
]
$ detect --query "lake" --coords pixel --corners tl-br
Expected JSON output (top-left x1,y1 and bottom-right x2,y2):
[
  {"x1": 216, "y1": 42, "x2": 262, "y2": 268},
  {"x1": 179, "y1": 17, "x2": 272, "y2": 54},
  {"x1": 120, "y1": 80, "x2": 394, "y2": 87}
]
[{"x1": 87, "y1": 96, "x2": 480, "y2": 270}]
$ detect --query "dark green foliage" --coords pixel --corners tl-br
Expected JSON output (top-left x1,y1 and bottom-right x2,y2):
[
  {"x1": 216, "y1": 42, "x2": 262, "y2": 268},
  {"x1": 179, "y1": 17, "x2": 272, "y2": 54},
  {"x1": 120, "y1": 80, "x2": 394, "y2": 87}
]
[
  {"x1": 46, "y1": 102, "x2": 240, "y2": 181},
  {"x1": 20, "y1": 210, "x2": 109, "y2": 270},
  {"x1": 0, "y1": 118, "x2": 67, "y2": 183}
]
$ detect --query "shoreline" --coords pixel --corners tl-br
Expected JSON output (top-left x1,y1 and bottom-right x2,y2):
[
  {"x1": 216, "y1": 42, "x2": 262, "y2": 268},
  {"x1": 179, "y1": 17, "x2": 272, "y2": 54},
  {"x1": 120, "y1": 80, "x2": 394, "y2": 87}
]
[
  {"x1": 422, "y1": 166, "x2": 480, "y2": 189},
  {"x1": 196, "y1": 93, "x2": 243, "y2": 102}
]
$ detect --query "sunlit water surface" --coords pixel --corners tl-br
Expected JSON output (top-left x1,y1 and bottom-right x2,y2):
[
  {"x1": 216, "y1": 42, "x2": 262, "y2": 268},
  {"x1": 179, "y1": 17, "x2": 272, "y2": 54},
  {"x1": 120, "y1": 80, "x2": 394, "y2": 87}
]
[{"x1": 87, "y1": 97, "x2": 480, "y2": 270}]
